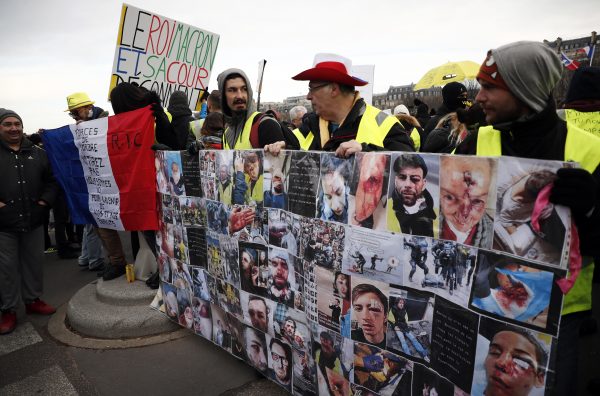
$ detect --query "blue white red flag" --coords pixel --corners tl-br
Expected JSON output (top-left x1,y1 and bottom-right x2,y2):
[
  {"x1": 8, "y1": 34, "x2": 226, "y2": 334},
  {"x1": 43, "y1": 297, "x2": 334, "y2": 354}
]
[
  {"x1": 560, "y1": 52, "x2": 580, "y2": 70},
  {"x1": 41, "y1": 106, "x2": 158, "y2": 230}
]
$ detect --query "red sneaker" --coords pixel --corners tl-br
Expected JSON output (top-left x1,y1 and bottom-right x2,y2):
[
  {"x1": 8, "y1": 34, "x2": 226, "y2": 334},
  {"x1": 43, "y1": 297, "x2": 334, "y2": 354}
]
[
  {"x1": 0, "y1": 311, "x2": 17, "y2": 335},
  {"x1": 25, "y1": 299, "x2": 56, "y2": 315}
]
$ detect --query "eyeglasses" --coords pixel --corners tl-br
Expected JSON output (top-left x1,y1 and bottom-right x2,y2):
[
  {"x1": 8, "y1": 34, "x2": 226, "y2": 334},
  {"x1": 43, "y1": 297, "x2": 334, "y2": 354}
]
[
  {"x1": 271, "y1": 352, "x2": 289, "y2": 366},
  {"x1": 307, "y1": 83, "x2": 331, "y2": 94},
  {"x1": 69, "y1": 110, "x2": 80, "y2": 119}
]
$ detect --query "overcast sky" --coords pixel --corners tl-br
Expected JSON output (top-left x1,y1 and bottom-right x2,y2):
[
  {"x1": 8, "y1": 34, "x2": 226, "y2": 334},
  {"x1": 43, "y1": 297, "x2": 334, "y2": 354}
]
[{"x1": 1, "y1": 0, "x2": 597, "y2": 132}]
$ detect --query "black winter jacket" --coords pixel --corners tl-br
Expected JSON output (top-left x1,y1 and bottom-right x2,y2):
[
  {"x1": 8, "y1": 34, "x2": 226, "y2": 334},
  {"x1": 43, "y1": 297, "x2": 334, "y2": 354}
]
[{"x1": 0, "y1": 138, "x2": 58, "y2": 232}]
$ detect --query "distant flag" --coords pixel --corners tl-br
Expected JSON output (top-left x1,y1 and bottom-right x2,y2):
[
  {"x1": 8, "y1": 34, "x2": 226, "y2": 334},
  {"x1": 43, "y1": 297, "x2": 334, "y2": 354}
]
[
  {"x1": 560, "y1": 52, "x2": 580, "y2": 70},
  {"x1": 584, "y1": 45, "x2": 595, "y2": 66}
]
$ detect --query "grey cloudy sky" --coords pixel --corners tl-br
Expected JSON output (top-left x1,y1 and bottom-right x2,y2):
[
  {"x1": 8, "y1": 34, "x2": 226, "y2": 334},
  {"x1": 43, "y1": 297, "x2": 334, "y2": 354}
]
[{"x1": 1, "y1": 0, "x2": 597, "y2": 131}]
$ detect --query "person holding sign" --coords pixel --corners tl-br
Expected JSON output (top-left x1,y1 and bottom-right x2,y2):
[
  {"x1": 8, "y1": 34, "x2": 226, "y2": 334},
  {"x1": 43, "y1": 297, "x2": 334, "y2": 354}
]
[
  {"x1": 284, "y1": 53, "x2": 414, "y2": 156},
  {"x1": 455, "y1": 40, "x2": 600, "y2": 395},
  {"x1": 0, "y1": 109, "x2": 58, "y2": 335}
]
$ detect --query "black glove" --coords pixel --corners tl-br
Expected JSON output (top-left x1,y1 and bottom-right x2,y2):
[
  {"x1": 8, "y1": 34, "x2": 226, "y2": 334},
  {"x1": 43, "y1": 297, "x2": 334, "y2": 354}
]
[
  {"x1": 187, "y1": 140, "x2": 202, "y2": 155},
  {"x1": 550, "y1": 168, "x2": 597, "y2": 217},
  {"x1": 151, "y1": 143, "x2": 171, "y2": 151}
]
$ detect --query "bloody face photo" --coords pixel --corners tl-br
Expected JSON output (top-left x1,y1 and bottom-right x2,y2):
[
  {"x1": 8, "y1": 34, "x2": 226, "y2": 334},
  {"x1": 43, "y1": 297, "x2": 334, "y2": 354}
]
[
  {"x1": 349, "y1": 152, "x2": 390, "y2": 230},
  {"x1": 317, "y1": 153, "x2": 353, "y2": 224}
]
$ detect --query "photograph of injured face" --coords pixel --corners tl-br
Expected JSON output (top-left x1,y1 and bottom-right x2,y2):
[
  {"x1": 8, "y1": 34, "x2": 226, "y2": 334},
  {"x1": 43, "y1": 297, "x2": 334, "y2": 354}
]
[
  {"x1": 317, "y1": 153, "x2": 354, "y2": 224},
  {"x1": 348, "y1": 152, "x2": 390, "y2": 230}
]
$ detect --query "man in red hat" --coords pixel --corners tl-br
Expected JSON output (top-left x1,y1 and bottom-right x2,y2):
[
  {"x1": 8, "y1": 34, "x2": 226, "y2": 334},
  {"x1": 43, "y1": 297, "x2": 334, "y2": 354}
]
[{"x1": 284, "y1": 53, "x2": 414, "y2": 157}]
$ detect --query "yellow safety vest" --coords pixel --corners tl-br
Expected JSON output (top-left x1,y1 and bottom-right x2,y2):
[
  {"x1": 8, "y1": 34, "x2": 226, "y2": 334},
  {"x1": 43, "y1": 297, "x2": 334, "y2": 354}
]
[
  {"x1": 476, "y1": 124, "x2": 600, "y2": 315},
  {"x1": 564, "y1": 109, "x2": 600, "y2": 138},
  {"x1": 222, "y1": 112, "x2": 260, "y2": 150},
  {"x1": 410, "y1": 127, "x2": 421, "y2": 151},
  {"x1": 294, "y1": 105, "x2": 398, "y2": 150},
  {"x1": 245, "y1": 174, "x2": 264, "y2": 205}
]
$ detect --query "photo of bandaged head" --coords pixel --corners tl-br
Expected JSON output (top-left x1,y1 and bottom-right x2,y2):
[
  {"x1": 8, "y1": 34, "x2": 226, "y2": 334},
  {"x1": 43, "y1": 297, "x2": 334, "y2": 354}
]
[
  {"x1": 166, "y1": 151, "x2": 186, "y2": 197},
  {"x1": 266, "y1": 247, "x2": 297, "y2": 308},
  {"x1": 350, "y1": 279, "x2": 389, "y2": 349},
  {"x1": 313, "y1": 327, "x2": 353, "y2": 396},
  {"x1": 263, "y1": 151, "x2": 291, "y2": 210},
  {"x1": 387, "y1": 153, "x2": 439, "y2": 237},
  {"x1": 239, "y1": 241, "x2": 270, "y2": 296},
  {"x1": 386, "y1": 286, "x2": 434, "y2": 363},
  {"x1": 493, "y1": 157, "x2": 569, "y2": 267},
  {"x1": 232, "y1": 150, "x2": 263, "y2": 206},
  {"x1": 191, "y1": 297, "x2": 212, "y2": 339},
  {"x1": 317, "y1": 153, "x2": 354, "y2": 224},
  {"x1": 470, "y1": 251, "x2": 560, "y2": 332},
  {"x1": 353, "y1": 342, "x2": 412, "y2": 396},
  {"x1": 471, "y1": 317, "x2": 551, "y2": 396},
  {"x1": 439, "y1": 156, "x2": 497, "y2": 249},
  {"x1": 349, "y1": 152, "x2": 390, "y2": 230}
]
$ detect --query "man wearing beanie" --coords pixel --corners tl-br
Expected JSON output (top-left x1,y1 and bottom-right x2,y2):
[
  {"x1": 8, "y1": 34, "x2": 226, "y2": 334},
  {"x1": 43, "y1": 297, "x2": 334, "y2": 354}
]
[
  {"x1": 422, "y1": 81, "x2": 470, "y2": 141},
  {"x1": 559, "y1": 66, "x2": 600, "y2": 138},
  {"x1": 456, "y1": 41, "x2": 600, "y2": 395},
  {"x1": 0, "y1": 109, "x2": 59, "y2": 335}
]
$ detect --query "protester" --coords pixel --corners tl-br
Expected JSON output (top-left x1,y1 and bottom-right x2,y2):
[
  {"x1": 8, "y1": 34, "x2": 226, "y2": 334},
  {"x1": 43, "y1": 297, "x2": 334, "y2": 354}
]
[
  {"x1": 217, "y1": 68, "x2": 294, "y2": 150},
  {"x1": 62, "y1": 92, "x2": 107, "y2": 272},
  {"x1": 558, "y1": 66, "x2": 600, "y2": 138},
  {"x1": 393, "y1": 104, "x2": 423, "y2": 151},
  {"x1": 166, "y1": 91, "x2": 194, "y2": 150},
  {"x1": 288, "y1": 105, "x2": 307, "y2": 129},
  {"x1": 422, "y1": 82, "x2": 470, "y2": 142},
  {"x1": 277, "y1": 53, "x2": 414, "y2": 155},
  {"x1": 267, "y1": 249, "x2": 294, "y2": 307},
  {"x1": 315, "y1": 331, "x2": 347, "y2": 394},
  {"x1": 189, "y1": 89, "x2": 224, "y2": 145},
  {"x1": 414, "y1": 98, "x2": 431, "y2": 129},
  {"x1": 455, "y1": 40, "x2": 600, "y2": 395},
  {"x1": 0, "y1": 109, "x2": 58, "y2": 335}
]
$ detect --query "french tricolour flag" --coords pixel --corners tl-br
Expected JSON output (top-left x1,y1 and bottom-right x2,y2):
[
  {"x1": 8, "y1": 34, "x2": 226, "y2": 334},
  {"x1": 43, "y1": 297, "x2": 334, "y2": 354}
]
[
  {"x1": 41, "y1": 106, "x2": 158, "y2": 231},
  {"x1": 560, "y1": 52, "x2": 580, "y2": 71}
]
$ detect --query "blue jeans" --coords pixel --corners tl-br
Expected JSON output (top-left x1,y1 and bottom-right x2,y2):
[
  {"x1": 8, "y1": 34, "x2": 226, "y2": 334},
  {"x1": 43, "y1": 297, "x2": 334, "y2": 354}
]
[
  {"x1": 395, "y1": 329, "x2": 428, "y2": 359},
  {"x1": 78, "y1": 224, "x2": 104, "y2": 269}
]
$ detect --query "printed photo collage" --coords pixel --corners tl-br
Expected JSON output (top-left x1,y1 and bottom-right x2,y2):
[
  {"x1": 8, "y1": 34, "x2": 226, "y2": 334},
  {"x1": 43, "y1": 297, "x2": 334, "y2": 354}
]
[{"x1": 153, "y1": 149, "x2": 571, "y2": 396}]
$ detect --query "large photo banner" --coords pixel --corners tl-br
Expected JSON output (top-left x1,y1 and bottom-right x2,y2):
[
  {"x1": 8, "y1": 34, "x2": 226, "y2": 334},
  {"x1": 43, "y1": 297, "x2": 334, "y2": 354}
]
[
  {"x1": 109, "y1": 3, "x2": 220, "y2": 111},
  {"x1": 154, "y1": 148, "x2": 574, "y2": 396},
  {"x1": 41, "y1": 106, "x2": 158, "y2": 231}
]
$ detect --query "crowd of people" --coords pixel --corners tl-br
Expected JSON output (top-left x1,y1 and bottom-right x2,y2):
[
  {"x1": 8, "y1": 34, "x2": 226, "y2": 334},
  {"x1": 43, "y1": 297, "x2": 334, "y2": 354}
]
[{"x1": 1, "y1": 39, "x2": 599, "y2": 395}]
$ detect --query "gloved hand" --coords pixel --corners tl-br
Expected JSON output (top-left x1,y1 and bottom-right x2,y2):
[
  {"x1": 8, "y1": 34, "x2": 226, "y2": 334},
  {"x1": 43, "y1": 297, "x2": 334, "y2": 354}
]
[
  {"x1": 187, "y1": 140, "x2": 202, "y2": 156},
  {"x1": 550, "y1": 168, "x2": 597, "y2": 217},
  {"x1": 151, "y1": 143, "x2": 171, "y2": 151}
]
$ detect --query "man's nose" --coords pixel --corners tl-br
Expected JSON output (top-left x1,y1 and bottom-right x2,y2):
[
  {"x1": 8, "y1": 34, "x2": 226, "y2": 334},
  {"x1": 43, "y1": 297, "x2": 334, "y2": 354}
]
[{"x1": 495, "y1": 353, "x2": 511, "y2": 370}]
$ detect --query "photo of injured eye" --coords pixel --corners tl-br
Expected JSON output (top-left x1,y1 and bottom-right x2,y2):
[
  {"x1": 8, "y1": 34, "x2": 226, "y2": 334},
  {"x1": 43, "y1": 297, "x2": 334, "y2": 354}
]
[
  {"x1": 317, "y1": 153, "x2": 354, "y2": 224},
  {"x1": 470, "y1": 251, "x2": 564, "y2": 334},
  {"x1": 263, "y1": 151, "x2": 291, "y2": 210},
  {"x1": 348, "y1": 152, "x2": 390, "y2": 230},
  {"x1": 439, "y1": 156, "x2": 497, "y2": 249},
  {"x1": 350, "y1": 278, "x2": 389, "y2": 349},
  {"x1": 471, "y1": 316, "x2": 551, "y2": 396},
  {"x1": 493, "y1": 157, "x2": 570, "y2": 267},
  {"x1": 387, "y1": 153, "x2": 439, "y2": 237}
]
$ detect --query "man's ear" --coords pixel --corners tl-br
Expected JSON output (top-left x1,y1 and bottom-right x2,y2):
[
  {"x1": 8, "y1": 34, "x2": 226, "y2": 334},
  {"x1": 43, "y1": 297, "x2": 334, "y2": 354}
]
[{"x1": 534, "y1": 370, "x2": 546, "y2": 388}]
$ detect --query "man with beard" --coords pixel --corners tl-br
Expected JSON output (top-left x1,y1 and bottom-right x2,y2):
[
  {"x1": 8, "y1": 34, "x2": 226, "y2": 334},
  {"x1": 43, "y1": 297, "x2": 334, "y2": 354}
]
[
  {"x1": 269, "y1": 338, "x2": 293, "y2": 391},
  {"x1": 217, "y1": 163, "x2": 232, "y2": 205},
  {"x1": 218, "y1": 69, "x2": 296, "y2": 150},
  {"x1": 239, "y1": 248, "x2": 260, "y2": 294},
  {"x1": 387, "y1": 154, "x2": 436, "y2": 236},
  {"x1": 233, "y1": 151, "x2": 263, "y2": 206},
  {"x1": 264, "y1": 169, "x2": 287, "y2": 209},
  {"x1": 247, "y1": 295, "x2": 270, "y2": 333},
  {"x1": 243, "y1": 326, "x2": 268, "y2": 374},
  {"x1": 267, "y1": 249, "x2": 295, "y2": 307}
]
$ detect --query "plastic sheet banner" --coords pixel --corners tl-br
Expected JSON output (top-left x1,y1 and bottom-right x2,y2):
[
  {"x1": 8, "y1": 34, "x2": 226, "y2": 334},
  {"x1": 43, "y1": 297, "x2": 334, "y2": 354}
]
[
  {"x1": 152, "y1": 149, "x2": 575, "y2": 396},
  {"x1": 109, "y1": 4, "x2": 219, "y2": 111}
]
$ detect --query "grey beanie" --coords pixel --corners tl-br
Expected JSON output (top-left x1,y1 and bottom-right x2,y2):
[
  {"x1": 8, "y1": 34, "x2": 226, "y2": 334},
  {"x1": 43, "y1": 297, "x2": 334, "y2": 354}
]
[
  {"x1": 492, "y1": 41, "x2": 563, "y2": 113},
  {"x1": 0, "y1": 108, "x2": 23, "y2": 125}
]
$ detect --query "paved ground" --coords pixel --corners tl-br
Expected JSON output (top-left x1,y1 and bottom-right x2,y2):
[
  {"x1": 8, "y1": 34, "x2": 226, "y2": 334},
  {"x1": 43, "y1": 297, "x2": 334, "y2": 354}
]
[{"x1": 0, "y1": 233, "x2": 598, "y2": 395}]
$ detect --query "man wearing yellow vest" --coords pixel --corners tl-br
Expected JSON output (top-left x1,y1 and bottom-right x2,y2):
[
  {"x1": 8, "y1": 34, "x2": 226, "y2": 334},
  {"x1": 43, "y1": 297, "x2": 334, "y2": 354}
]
[
  {"x1": 217, "y1": 68, "x2": 296, "y2": 150},
  {"x1": 287, "y1": 53, "x2": 414, "y2": 157},
  {"x1": 455, "y1": 41, "x2": 600, "y2": 395}
]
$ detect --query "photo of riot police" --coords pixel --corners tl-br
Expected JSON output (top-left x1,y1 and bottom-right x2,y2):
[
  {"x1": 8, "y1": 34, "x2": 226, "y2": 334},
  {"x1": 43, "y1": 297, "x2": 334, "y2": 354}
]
[
  {"x1": 238, "y1": 241, "x2": 269, "y2": 296},
  {"x1": 242, "y1": 325, "x2": 269, "y2": 374},
  {"x1": 471, "y1": 316, "x2": 551, "y2": 396},
  {"x1": 263, "y1": 150, "x2": 291, "y2": 210},
  {"x1": 266, "y1": 247, "x2": 298, "y2": 308},
  {"x1": 267, "y1": 335, "x2": 293, "y2": 391},
  {"x1": 299, "y1": 217, "x2": 345, "y2": 271},
  {"x1": 312, "y1": 326, "x2": 353, "y2": 396},
  {"x1": 317, "y1": 153, "x2": 354, "y2": 224},
  {"x1": 350, "y1": 279, "x2": 389, "y2": 349},
  {"x1": 386, "y1": 286, "x2": 434, "y2": 363},
  {"x1": 402, "y1": 237, "x2": 474, "y2": 307},
  {"x1": 439, "y1": 156, "x2": 497, "y2": 249},
  {"x1": 493, "y1": 157, "x2": 569, "y2": 267},
  {"x1": 268, "y1": 209, "x2": 300, "y2": 258},
  {"x1": 206, "y1": 200, "x2": 229, "y2": 235},
  {"x1": 219, "y1": 234, "x2": 240, "y2": 288},
  {"x1": 353, "y1": 342, "x2": 412, "y2": 396},
  {"x1": 387, "y1": 153, "x2": 439, "y2": 237},
  {"x1": 470, "y1": 250, "x2": 563, "y2": 334},
  {"x1": 348, "y1": 152, "x2": 390, "y2": 230}
]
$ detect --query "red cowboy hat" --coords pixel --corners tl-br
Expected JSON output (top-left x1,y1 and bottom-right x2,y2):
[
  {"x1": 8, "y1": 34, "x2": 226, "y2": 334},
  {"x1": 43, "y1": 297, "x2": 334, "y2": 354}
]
[{"x1": 292, "y1": 53, "x2": 368, "y2": 86}]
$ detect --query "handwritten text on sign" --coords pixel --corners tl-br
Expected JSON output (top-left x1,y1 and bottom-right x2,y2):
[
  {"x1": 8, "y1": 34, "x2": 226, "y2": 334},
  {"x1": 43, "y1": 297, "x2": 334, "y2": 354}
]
[{"x1": 109, "y1": 4, "x2": 220, "y2": 111}]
